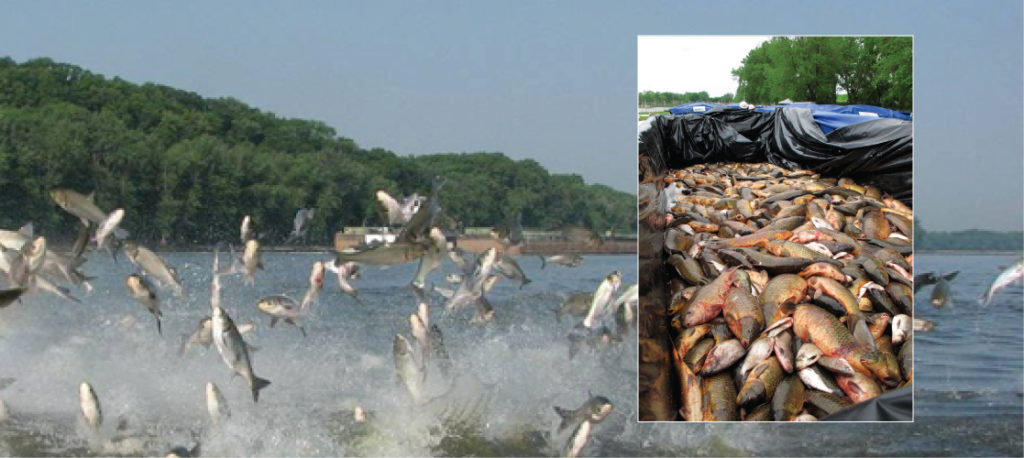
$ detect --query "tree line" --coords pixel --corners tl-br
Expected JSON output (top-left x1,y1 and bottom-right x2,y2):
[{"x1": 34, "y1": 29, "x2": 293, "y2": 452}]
[
  {"x1": 638, "y1": 91, "x2": 734, "y2": 108},
  {"x1": 0, "y1": 57, "x2": 636, "y2": 246},
  {"x1": 914, "y1": 219, "x2": 1022, "y2": 251},
  {"x1": 731, "y1": 36, "x2": 912, "y2": 110}
]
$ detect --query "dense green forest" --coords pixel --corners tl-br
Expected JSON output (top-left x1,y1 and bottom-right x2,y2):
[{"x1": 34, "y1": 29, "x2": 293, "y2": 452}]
[
  {"x1": 731, "y1": 37, "x2": 912, "y2": 110},
  {"x1": 637, "y1": 91, "x2": 734, "y2": 108},
  {"x1": 914, "y1": 219, "x2": 1022, "y2": 251},
  {"x1": 0, "y1": 58, "x2": 635, "y2": 246}
]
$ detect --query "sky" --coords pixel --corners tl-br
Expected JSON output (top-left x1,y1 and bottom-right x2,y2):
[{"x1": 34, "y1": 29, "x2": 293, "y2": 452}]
[
  {"x1": 638, "y1": 35, "x2": 771, "y2": 97},
  {"x1": 0, "y1": 1, "x2": 1020, "y2": 231}
]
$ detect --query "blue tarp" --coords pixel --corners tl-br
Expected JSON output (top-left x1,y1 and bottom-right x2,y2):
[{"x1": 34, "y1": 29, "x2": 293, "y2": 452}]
[
  {"x1": 666, "y1": 102, "x2": 721, "y2": 115},
  {"x1": 667, "y1": 102, "x2": 912, "y2": 134}
]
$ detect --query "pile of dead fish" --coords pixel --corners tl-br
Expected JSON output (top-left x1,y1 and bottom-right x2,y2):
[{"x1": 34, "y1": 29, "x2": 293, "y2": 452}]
[{"x1": 655, "y1": 162, "x2": 913, "y2": 421}]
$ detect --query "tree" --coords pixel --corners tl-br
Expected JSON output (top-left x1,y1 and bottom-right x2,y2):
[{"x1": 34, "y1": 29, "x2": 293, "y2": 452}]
[{"x1": 732, "y1": 36, "x2": 912, "y2": 109}]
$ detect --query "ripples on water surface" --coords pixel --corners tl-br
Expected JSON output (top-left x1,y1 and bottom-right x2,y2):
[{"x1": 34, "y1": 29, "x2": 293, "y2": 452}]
[{"x1": 0, "y1": 252, "x2": 1020, "y2": 456}]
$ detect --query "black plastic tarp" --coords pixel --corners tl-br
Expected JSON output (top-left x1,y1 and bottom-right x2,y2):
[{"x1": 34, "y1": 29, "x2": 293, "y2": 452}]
[
  {"x1": 639, "y1": 107, "x2": 912, "y2": 205},
  {"x1": 820, "y1": 385, "x2": 913, "y2": 421}
]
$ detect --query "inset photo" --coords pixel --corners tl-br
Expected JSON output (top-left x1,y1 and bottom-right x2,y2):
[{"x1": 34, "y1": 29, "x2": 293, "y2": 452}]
[{"x1": 638, "y1": 36, "x2": 914, "y2": 422}]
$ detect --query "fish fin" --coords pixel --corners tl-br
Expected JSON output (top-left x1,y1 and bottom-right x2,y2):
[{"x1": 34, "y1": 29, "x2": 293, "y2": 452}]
[
  {"x1": 538, "y1": 255, "x2": 546, "y2": 269},
  {"x1": 852, "y1": 319, "x2": 875, "y2": 351},
  {"x1": 86, "y1": 191, "x2": 95, "y2": 202},
  {"x1": 553, "y1": 406, "x2": 573, "y2": 432},
  {"x1": 18, "y1": 222, "x2": 33, "y2": 238},
  {"x1": 178, "y1": 335, "x2": 191, "y2": 357},
  {"x1": 156, "y1": 316, "x2": 162, "y2": 336},
  {"x1": 270, "y1": 317, "x2": 279, "y2": 328},
  {"x1": 116, "y1": 416, "x2": 130, "y2": 431},
  {"x1": 252, "y1": 376, "x2": 271, "y2": 403}
]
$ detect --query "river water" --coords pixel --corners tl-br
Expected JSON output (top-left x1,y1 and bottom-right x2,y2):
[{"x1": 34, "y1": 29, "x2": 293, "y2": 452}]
[{"x1": 0, "y1": 251, "x2": 1020, "y2": 456}]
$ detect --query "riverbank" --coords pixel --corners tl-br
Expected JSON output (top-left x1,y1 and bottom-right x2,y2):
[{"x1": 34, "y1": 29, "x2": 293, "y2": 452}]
[
  {"x1": 46, "y1": 239, "x2": 638, "y2": 255},
  {"x1": 915, "y1": 249, "x2": 1022, "y2": 256}
]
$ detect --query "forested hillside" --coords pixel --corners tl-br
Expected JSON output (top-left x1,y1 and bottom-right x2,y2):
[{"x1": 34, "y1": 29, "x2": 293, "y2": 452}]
[{"x1": 0, "y1": 58, "x2": 635, "y2": 245}]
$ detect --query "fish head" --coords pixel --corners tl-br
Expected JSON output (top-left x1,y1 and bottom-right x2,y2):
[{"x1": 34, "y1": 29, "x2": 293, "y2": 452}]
[
  {"x1": 27, "y1": 236, "x2": 46, "y2": 256},
  {"x1": 108, "y1": 208, "x2": 125, "y2": 223},
  {"x1": 122, "y1": 242, "x2": 139, "y2": 259},
  {"x1": 795, "y1": 343, "x2": 822, "y2": 370},
  {"x1": 409, "y1": 314, "x2": 427, "y2": 338},
  {"x1": 428, "y1": 227, "x2": 447, "y2": 249},
  {"x1": 50, "y1": 189, "x2": 69, "y2": 208},
  {"x1": 416, "y1": 302, "x2": 429, "y2": 323},
  {"x1": 861, "y1": 350, "x2": 901, "y2": 387},
  {"x1": 125, "y1": 275, "x2": 141, "y2": 290},
  {"x1": 607, "y1": 270, "x2": 622, "y2": 288},
  {"x1": 310, "y1": 262, "x2": 325, "y2": 286},
  {"x1": 479, "y1": 247, "x2": 499, "y2": 270},
  {"x1": 393, "y1": 334, "x2": 412, "y2": 357},
  {"x1": 206, "y1": 382, "x2": 219, "y2": 399},
  {"x1": 804, "y1": 276, "x2": 825, "y2": 292},
  {"x1": 891, "y1": 314, "x2": 911, "y2": 344},
  {"x1": 587, "y1": 396, "x2": 614, "y2": 421},
  {"x1": 346, "y1": 262, "x2": 361, "y2": 278},
  {"x1": 78, "y1": 382, "x2": 95, "y2": 401},
  {"x1": 256, "y1": 299, "x2": 274, "y2": 313}
]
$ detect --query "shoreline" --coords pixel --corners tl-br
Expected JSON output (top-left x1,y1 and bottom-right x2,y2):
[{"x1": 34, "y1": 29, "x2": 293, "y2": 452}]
[{"x1": 916, "y1": 249, "x2": 1022, "y2": 256}]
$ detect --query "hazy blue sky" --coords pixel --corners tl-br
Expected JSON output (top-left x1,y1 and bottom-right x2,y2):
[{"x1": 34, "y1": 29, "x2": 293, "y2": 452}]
[{"x1": 1, "y1": 1, "x2": 1020, "y2": 230}]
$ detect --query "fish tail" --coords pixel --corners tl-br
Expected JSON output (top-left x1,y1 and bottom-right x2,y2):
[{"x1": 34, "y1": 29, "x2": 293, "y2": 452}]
[
  {"x1": 178, "y1": 335, "x2": 191, "y2": 357},
  {"x1": 978, "y1": 291, "x2": 992, "y2": 307},
  {"x1": 252, "y1": 376, "x2": 271, "y2": 403}
]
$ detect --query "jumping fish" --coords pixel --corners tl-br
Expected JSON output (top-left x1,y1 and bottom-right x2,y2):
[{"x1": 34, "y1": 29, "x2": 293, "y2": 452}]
[{"x1": 978, "y1": 259, "x2": 1023, "y2": 306}]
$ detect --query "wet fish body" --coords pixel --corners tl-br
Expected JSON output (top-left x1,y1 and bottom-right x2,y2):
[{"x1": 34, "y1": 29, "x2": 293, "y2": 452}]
[
  {"x1": 242, "y1": 239, "x2": 263, "y2": 286},
  {"x1": 212, "y1": 300, "x2": 270, "y2": 402},
  {"x1": 206, "y1": 382, "x2": 230, "y2": 423},
  {"x1": 123, "y1": 242, "x2": 183, "y2": 296},
  {"x1": 583, "y1": 271, "x2": 622, "y2": 329},
  {"x1": 979, "y1": 259, "x2": 1023, "y2": 306},
  {"x1": 79, "y1": 382, "x2": 102, "y2": 429},
  {"x1": 125, "y1": 274, "x2": 162, "y2": 335},
  {"x1": 393, "y1": 334, "x2": 424, "y2": 403},
  {"x1": 93, "y1": 208, "x2": 125, "y2": 251},
  {"x1": 540, "y1": 254, "x2": 584, "y2": 269}
]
